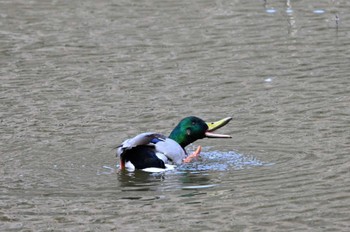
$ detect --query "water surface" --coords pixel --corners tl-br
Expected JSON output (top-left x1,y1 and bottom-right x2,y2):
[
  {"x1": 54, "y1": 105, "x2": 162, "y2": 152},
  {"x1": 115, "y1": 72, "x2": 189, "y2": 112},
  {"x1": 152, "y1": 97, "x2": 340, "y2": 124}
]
[{"x1": 1, "y1": 0, "x2": 350, "y2": 231}]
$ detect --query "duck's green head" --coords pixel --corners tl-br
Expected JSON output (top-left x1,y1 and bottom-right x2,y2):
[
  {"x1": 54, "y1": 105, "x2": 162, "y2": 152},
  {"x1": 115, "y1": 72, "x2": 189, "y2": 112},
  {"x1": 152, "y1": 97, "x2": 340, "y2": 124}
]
[{"x1": 169, "y1": 116, "x2": 232, "y2": 148}]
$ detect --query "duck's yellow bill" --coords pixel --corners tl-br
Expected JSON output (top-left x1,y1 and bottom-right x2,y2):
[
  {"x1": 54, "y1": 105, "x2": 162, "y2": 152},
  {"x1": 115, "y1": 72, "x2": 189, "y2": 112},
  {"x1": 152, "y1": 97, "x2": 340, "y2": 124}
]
[{"x1": 205, "y1": 117, "x2": 232, "y2": 138}]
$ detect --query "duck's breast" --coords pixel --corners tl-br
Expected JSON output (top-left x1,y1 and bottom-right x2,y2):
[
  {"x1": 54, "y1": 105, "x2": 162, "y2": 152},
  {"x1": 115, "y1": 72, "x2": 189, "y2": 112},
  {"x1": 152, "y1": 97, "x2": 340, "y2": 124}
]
[{"x1": 155, "y1": 138, "x2": 186, "y2": 165}]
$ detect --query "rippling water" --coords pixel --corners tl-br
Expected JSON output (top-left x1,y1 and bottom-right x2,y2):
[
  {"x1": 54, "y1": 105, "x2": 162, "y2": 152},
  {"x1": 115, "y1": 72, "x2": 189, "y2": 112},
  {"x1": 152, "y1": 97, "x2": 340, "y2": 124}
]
[{"x1": 1, "y1": 0, "x2": 350, "y2": 231}]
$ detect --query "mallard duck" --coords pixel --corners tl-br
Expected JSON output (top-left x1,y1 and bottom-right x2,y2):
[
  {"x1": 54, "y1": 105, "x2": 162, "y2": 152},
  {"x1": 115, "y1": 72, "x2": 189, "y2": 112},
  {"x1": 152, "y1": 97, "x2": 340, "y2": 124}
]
[{"x1": 116, "y1": 116, "x2": 232, "y2": 171}]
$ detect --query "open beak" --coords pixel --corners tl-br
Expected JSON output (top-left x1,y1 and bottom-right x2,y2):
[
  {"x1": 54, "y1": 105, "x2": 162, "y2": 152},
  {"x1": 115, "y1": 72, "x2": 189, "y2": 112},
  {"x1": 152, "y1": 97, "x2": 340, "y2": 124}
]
[{"x1": 205, "y1": 117, "x2": 232, "y2": 138}]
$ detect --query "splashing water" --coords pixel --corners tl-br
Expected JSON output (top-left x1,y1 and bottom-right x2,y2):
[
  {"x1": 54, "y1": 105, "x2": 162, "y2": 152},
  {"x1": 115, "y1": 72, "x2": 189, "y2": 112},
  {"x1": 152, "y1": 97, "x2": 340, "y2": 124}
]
[{"x1": 178, "y1": 150, "x2": 270, "y2": 172}]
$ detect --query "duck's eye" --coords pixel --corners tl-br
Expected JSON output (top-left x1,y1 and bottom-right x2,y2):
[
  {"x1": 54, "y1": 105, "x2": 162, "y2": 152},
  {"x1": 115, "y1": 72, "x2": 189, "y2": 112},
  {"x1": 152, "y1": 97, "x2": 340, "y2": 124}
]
[{"x1": 192, "y1": 121, "x2": 196, "y2": 125}]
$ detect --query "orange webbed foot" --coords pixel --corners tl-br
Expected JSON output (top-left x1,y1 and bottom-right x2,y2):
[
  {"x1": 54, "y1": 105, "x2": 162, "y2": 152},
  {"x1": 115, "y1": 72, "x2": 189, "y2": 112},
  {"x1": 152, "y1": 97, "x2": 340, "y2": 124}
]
[{"x1": 183, "y1": 145, "x2": 202, "y2": 163}]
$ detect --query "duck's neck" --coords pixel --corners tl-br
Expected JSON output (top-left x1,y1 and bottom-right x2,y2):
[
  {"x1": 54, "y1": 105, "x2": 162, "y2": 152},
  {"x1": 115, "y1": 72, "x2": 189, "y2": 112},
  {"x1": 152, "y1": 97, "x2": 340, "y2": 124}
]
[{"x1": 169, "y1": 127, "x2": 191, "y2": 148}]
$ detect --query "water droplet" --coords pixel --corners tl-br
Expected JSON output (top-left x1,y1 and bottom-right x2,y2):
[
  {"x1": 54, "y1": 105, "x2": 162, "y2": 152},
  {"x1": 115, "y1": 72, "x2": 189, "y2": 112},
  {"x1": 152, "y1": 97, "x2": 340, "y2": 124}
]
[
  {"x1": 266, "y1": 8, "x2": 276, "y2": 14},
  {"x1": 286, "y1": 8, "x2": 293, "y2": 14},
  {"x1": 313, "y1": 9, "x2": 325, "y2": 14}
]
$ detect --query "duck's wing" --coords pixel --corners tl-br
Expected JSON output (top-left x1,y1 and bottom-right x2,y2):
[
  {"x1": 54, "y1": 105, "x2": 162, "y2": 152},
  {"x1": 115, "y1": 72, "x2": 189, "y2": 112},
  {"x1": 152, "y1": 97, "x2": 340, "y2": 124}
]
[{"x1": 116, "y1": 132, "x2": 166, "y2": 157}]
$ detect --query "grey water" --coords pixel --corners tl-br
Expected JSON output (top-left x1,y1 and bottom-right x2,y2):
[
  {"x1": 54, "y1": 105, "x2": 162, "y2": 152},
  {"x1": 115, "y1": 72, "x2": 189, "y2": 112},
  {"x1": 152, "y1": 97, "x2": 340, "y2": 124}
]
[{"x1": 1, "y1": 0, "x2": 350, "y2": 231}]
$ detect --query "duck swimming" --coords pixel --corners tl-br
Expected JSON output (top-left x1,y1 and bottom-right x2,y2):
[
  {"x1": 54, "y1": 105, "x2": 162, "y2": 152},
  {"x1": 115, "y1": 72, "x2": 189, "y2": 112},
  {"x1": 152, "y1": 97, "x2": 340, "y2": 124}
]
[{"x1": 116, "y1": 116, "x2": 232, "y2": 171}]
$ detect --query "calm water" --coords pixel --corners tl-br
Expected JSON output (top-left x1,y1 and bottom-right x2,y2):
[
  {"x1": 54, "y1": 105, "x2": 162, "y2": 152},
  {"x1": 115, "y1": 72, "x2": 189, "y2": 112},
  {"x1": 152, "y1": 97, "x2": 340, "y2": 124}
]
[{"x1": 1, "y1": 0, "x2": 350, "y2": 231}]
